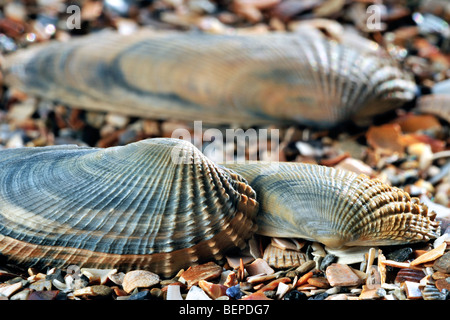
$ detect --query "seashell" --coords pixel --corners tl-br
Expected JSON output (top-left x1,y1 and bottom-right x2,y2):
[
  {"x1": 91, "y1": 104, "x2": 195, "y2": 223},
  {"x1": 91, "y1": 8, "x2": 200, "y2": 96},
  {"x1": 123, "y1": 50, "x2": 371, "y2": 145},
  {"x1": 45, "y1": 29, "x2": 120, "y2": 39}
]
[
  {"x1": 262, "y1": 243, "x2": 306, "y2": 269},
  {"x1": 0, "y1": 138, "x2": 442, "y2": 275},
  {"x1": 224, "y1": 161, "x2": 441, "y2": 248},
  {"x1": 415, "y1": 94, "x2": 450, "y2": 123},
  {"x1": 2, "y1": 30, "x2": 416, "y2": 129},
  {"x1": 394, "y1": 268, "x2": 426, "y2": 284},
  {"x1": 422, "y1": 284, "x2": 447, "y2": 300},
  {"x1": 0, "y1": 138, "x2": 258, "y2": 277}
]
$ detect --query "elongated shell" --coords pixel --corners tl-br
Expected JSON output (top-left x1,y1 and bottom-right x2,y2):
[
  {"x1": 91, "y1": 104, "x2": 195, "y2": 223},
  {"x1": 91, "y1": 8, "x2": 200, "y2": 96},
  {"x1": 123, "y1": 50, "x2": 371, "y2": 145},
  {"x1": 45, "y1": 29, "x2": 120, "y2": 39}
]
[
  {"x1": 223, "y1": 162, "x2": 440, "y2": 248},
  {"x1": 0, "y1": 138, "x2": 258, "y2": 277},
  {"x1": 3, "y1": 30, "x2": 416, "y2": 128}
]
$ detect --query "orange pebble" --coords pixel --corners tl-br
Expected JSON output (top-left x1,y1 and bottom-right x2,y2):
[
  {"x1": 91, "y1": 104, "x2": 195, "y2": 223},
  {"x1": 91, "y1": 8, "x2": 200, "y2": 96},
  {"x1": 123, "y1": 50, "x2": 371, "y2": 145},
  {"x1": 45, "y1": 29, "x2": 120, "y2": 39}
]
[{"x1": 295, "y1": 271, "x2": 313, "y2": 287}]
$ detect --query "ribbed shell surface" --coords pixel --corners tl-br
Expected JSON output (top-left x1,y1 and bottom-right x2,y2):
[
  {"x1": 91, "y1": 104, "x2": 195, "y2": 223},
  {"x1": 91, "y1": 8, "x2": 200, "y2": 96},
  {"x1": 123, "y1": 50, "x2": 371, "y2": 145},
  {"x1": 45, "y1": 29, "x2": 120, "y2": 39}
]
[
  {"x1": 224, "y1": 162, "x2": 440, "y2": 248},
  {"x1": 0, "y1": 138, "x2": 258, "y2": 276},
  {"x1": 3, "y1": 30, "x2": 416, "y2": 128}
]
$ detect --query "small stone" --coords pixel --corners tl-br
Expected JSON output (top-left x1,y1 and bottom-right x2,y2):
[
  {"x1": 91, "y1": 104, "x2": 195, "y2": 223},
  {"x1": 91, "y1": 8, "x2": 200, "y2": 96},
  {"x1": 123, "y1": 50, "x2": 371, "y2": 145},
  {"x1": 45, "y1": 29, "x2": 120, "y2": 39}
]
[
  {"x1": 179, "y1": 262, "x2": 222, "y2": 288},
  {"x1": 320, "y1": 254, "x2": 337, "y2": 271},
  {"x1": 185, "y1": 285, "x2": 211, "y2": 300},
  {"x1": 295, "y1": 260, "x2": 316, "y2": 275},
  {"x1": 198, "y1": 280, "x2": 228, "y2": 299},
  {"x1": 73, "y1": 285, "x2": 113, "y2": 298},
  {"x1": 122, "y1": 270, "x2": 160, "y2": 294},
  {"x1": 223, "y1": 271, "x2": 238, "y2": 287},
  {"x1": 263, "y1": 290, "x2": 277, "y2": 299},
  {"x1": 435, "y1": 278, "x2": 450, "y2": 292},
  {"x1": 27, "y1": 290, "x2": 60, "y2": 300},
  {"x1": 308, "y1": 292, "x2": 329, "y2": 300},
  {"x1": 325, "y1": 293, "x2": 349, "y2": 300},
  {"x1": 433, "y1": 251, "x2": 450, "y2": 273},
  {"x1": 241, "y1": 291, "x2": 273, "y2": 300},
  {"x1": 325, "y1": 263, "x2": 361, "y2": 287},
  {"x1": 108, "y1": 272, "x2": 125, "y2": 286},
  {"x1": 150, "y1": 287, "x2": 163, "y2": 300},
  {"x1": 245, "y1": 258, "x2": 274, "y2": 276},
  {"x1": 226, "y1": 284, "x2": 243, "y2": 300},
  {"x1": 307, "y1": 277, "x2": 330, "y2": 288},
  {"x1": 359, "y1": 285, "x2": 383, "y2": 300},
  {"x1": 128, "y1": 290, "x2": 152, "y2": 300},
  {"x1": 283, "y1": 290, "x2": 308, "y2": 301},
  {"x1": 386, "y1": 247, "x2": 413, "y2": 262},
  {"x1": 166, "y1": 285, "x2": 184, "y2": 300}
]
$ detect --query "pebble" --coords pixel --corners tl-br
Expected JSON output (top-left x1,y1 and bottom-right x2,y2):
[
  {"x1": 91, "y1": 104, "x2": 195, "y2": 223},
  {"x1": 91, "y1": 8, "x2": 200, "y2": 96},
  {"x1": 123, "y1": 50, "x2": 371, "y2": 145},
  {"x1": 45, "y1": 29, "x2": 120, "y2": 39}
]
[
  {"x1": 433, "y1": 251, "x2": 450, "y2": 273},
  {"x1": 435, "y1": 278, "x2": 450, "y2": 292},
  {"x1": 122, "y1": 270, "x2": 160, "y2": 293},
  {"x1": 226, "y1": 284, "x2": 243, "y2": 300},
  {"x1": 308, "y1": 292, "x2": 329, "y2": 300},
  {"x1": 385, "y1": 247, "x2": 413, "y2": 262},
  {"x1": 198, "y1": 280, "x2": 228, "y2": 299},
  {"x1": 73, "y1": 285, "x2": 113, "y2": 298},
  {"x1": 245, "y1": 258, "x2": 274, "y2": 276},
  {"x1": 283, "y1": 290, "x2": 308, "y2": 301},
  {"x1": 294, "y1": 260, "x2": 316, "y2": 275},
  {"x1": 128, "y1": 290, "x2": 152, "y2": 300},
  {"x1": 179, "y1": 262, "x2": 222, "y2": 288},
  {"x1": 319, "y1": 254, "x2": 337, "y2": 271},
  {"x1": 166, "y1": 284, "x2": 184, "y2": 300},
  {"x1": 307, "y1": 277, "x2": 330, "y2": 288},
  {"x1": 27, "y1": 290, "x2": 60, "y2": 300},
  {"x1": 186, "y1": 285, "x2": 212, "y2": 300},
  {"x1": 325, "y1": 263, "x2": 361, "y2": 287}
]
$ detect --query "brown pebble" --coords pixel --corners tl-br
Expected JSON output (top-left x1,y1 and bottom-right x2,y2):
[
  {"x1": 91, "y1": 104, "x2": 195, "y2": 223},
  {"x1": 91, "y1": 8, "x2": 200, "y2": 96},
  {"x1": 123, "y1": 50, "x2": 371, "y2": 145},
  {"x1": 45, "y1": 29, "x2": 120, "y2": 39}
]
[
  {"x1": 433, "y1": 251, "x2": 450, "y2": 273},
  {"x1": 179, "y1": 262, "x2": 222, "y2": 288},
  {"x1": 307, "y1": 277, "x2": 330, "y2": 288},
  {"x1": 325, "y1": 263, "x2": 361, "y2": 287},
  {"x1": 435, "y1": 278, "x2": 450, "y2": 292},
  {"x1": 359, "y1": 285, "x2": 383, "y2": 300},
  {"x1": 73, "y1": 285, "x2": 113, "y2": 298}
]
